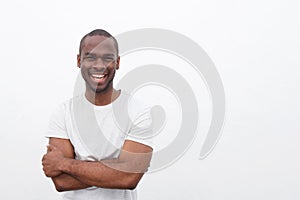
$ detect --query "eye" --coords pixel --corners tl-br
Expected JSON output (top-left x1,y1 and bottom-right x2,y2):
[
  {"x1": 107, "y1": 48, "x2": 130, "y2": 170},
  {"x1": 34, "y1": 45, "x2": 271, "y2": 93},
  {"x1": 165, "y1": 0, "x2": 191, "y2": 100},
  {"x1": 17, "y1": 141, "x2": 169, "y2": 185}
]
[
  {"x1": 103, "y1": 56, "x2": 115, "y2": 62},
  {"x1": 84, "y1": 56, "x2": 96, "y2": 62}
]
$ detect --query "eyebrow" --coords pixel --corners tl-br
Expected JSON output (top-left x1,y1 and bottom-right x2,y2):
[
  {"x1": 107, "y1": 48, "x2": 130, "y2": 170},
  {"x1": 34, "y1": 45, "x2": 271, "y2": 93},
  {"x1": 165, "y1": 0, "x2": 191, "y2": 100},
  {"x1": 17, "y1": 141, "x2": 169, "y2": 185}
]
[
  {"x1": 84, "y1": 52, "x2": 95, "y2": 56},
  {"x1": 84, "y1": 52, "x2": 115, "y2": 57},
  {"x1": 104, "y1": 53, "x2": 116, "y2": 57}
]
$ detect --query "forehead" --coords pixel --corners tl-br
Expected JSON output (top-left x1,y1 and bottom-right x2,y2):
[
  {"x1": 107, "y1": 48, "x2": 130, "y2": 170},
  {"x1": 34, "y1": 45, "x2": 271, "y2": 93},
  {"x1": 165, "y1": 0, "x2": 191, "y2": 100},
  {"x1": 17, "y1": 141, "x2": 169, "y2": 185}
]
[{"x1": 81, "y1": 35, "x2": 116, "y2": 54}]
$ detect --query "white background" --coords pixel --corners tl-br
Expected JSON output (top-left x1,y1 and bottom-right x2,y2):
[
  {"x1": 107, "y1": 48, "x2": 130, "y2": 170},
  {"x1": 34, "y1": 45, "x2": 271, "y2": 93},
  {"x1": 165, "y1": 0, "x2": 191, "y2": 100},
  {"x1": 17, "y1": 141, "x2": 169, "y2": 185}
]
[{"x1": 0, "y1": 0, "x2": 299, "y2": 199}]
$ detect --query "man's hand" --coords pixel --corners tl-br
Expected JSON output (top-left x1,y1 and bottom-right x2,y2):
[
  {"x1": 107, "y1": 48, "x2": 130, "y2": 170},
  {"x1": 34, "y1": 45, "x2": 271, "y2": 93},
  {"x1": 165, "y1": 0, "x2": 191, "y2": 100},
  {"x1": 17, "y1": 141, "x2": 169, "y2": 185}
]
[
  {"x1": 41, "y1": 138, "x2": 91, "y2": 192},
  {"x1": 54, "y1": 140, "x2": 153, "y2": 189},
  {"x1": 42, "y1": 144, "x2": 65, "y2": 177}
]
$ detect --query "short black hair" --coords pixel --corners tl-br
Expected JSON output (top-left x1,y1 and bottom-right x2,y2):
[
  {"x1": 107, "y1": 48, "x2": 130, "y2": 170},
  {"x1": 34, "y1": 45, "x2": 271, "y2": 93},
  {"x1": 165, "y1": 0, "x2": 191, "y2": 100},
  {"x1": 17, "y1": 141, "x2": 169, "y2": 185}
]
[{"x1": 79, "y1": 29, "x2": 119, "y2": 56}]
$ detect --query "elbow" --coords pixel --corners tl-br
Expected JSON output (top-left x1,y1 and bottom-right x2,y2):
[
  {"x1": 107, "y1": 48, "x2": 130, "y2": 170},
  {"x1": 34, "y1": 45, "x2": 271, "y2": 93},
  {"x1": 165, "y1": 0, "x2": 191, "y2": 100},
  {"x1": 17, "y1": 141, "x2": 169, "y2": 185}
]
[
  {"x1": 126, "y1": 182, "x2": 138, "y2": 190},
  {"x1": 129, "y1": 185, "x2": 137, "y2": 190},
  {"x1": 123, "y1": 174, "x2": 141, "y2": 190},
  {"x1": 52, "y1": 178, "x2": 66, "y2": 192},
  {"x1": 55, "y1": 185, "x2": 65, "y2": 192}
]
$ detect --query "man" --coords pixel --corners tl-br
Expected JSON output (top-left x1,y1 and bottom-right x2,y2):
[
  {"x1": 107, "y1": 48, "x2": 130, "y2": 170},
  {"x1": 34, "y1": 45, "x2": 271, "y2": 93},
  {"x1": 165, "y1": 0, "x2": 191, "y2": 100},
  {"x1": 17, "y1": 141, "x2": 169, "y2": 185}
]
[{"x1": 42, "y1": 29, "x2": 153, "y2": 200}]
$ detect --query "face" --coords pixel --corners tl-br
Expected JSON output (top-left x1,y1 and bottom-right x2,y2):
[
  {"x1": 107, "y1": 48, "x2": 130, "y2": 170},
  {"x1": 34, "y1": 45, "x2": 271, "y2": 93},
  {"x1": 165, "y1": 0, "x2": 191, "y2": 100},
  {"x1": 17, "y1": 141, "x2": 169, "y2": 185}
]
[{"x1": 77, "y1": 35, "x2": 120, "y2": 94}]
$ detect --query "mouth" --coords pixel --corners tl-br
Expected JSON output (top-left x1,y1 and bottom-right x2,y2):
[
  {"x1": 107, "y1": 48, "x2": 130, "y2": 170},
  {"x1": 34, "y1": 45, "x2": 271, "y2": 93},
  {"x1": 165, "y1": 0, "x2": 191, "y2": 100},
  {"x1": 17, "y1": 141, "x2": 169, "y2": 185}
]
[{"x1": 90, "y1": 72, "x2": 108, "y2": 83}]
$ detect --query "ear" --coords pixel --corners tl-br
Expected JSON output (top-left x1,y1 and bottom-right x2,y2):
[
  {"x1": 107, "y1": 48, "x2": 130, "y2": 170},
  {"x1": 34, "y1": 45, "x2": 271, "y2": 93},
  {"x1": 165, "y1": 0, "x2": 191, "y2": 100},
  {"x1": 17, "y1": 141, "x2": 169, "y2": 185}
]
[
  {"x1": 77, "y1": 54, "x2": 81, "y2": 68},
  {"x1": 115, "y1": 56, "x2": 120, "y2": 70}
]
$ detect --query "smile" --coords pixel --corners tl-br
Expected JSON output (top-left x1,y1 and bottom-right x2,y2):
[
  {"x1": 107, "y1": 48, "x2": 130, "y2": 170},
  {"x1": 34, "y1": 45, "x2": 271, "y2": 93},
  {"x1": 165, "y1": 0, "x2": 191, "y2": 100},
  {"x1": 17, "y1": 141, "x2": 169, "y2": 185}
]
[
  {"x1": 89, "y1": 73, "x2": 108, "y2": 83},
  {"x1": 91, "y1": 74, "x2": 106, "y2": 79}
]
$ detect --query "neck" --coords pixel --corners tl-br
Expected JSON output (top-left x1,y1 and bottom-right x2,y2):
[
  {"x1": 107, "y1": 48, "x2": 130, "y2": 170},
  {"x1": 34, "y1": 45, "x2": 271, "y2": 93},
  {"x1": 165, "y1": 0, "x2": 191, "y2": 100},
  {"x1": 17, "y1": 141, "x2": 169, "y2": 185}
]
[{"x1": 85, "y1": 87, "x2": 121, "y2": 106}]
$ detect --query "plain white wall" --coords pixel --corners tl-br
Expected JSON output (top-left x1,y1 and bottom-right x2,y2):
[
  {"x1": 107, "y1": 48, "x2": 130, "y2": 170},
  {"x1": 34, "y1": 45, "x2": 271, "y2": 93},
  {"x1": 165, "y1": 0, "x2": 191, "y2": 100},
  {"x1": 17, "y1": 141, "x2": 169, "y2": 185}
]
[{"x1": 0, "y1": 0, "x2": 299, "y2": 199}]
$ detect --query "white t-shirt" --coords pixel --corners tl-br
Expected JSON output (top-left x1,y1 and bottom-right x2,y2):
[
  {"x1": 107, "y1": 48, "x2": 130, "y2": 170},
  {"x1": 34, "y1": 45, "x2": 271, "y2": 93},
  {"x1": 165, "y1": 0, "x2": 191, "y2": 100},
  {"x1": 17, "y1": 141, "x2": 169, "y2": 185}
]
[{"x1": 46, "y1": 91, "x2": 153, "y2": 200}]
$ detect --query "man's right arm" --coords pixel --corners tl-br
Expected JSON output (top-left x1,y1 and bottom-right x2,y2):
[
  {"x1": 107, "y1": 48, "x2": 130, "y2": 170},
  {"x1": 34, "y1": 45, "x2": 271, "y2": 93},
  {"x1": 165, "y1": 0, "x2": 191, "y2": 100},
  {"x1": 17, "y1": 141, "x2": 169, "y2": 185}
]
[{"x1": 46, "y1": 138, "x2": 91, "y2": 192}]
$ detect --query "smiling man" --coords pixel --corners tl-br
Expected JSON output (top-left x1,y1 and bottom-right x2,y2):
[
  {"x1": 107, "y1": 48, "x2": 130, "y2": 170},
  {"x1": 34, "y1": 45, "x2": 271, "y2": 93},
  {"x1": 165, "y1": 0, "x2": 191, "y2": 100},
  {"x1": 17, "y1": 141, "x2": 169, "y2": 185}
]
[{"x1": 42, "y1": 29, "x2": 153, "y2": 200}]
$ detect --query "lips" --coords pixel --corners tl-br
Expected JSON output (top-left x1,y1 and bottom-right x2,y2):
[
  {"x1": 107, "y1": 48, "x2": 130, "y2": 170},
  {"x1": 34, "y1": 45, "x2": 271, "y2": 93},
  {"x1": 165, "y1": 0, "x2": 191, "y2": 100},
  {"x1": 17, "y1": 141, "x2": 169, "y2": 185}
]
[
  {"x1": 91, "y1": 74, "x2": 105, "y2": 79},
  {"x1": 89, "y1": 72, "x2": 108, "y2": 83}
]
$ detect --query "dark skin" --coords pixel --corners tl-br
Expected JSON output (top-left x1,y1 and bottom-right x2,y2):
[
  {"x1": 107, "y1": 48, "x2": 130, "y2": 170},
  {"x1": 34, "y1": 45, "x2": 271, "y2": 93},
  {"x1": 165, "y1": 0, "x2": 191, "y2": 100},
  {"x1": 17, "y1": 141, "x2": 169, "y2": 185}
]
[
  {"x1": 78, "y1": 35, "x2": 121, "y2": 105},
  {"x1": 42, "y1": 35, "x2": 153, "y2": 191}
]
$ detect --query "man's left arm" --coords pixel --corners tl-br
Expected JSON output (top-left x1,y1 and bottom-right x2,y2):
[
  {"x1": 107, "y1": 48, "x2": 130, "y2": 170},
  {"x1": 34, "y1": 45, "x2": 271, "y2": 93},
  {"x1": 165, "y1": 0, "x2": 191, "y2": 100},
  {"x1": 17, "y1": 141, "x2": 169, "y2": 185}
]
[{"x1": 43, "y1": 140, "x2": 152, "y2": 190}]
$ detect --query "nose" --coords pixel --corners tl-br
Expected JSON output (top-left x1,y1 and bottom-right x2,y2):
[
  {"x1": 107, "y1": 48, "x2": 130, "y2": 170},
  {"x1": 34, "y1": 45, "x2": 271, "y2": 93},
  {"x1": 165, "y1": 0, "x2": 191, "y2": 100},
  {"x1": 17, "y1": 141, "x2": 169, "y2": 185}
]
[{"x1": 92, "y1": 58, "x2": 107, "y2": 70}]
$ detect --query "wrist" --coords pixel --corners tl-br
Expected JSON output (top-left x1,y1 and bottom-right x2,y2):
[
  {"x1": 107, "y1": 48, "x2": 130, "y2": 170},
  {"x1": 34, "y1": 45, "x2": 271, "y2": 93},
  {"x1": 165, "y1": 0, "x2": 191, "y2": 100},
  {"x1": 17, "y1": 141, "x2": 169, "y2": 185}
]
[{"x1": 58, "y1": 157, "x2": 72, "y2": 172}]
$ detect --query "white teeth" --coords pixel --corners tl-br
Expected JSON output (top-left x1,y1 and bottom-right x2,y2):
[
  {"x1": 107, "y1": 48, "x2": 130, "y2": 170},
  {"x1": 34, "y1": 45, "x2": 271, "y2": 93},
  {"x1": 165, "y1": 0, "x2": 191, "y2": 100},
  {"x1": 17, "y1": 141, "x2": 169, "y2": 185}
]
[{"x1": 91, "y1": 74, "x2": 105, "y2": 79}]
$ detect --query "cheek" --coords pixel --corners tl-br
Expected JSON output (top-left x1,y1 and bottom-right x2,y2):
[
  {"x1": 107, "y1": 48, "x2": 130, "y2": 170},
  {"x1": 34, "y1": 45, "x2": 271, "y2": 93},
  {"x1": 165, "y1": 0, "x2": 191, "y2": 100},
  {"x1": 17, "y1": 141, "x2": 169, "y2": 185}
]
[
  {"x1": 80, "y1": 68, "x2": 88, "y2": 78},
  {"x1": 80, "y1": 64, "x2": 90, "y2": 72},
  {"x1": 109, "y1": 64, "x2": 118, "y2": 70}
]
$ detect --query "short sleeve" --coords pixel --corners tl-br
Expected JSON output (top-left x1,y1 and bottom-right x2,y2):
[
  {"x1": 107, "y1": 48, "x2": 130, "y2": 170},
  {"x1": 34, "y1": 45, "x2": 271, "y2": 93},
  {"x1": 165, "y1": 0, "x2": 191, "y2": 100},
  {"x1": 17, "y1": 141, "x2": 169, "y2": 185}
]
[
  {"x1": 126, "y1": 99, "x2": 154, "y2": 148},
  {"x1": 45, "y1": 103, "x2": 69, "y2": 139}
]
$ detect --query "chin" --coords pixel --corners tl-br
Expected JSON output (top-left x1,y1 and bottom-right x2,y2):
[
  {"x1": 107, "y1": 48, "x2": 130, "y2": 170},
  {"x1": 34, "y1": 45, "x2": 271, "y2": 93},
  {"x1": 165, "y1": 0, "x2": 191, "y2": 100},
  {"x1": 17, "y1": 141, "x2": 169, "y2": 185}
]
[
  {"x1": 85, "y1": 76, "x2": 114, "y2": 94},
  {"x1": 91, "y1": 84, "x2": 112, "y2": 94}
]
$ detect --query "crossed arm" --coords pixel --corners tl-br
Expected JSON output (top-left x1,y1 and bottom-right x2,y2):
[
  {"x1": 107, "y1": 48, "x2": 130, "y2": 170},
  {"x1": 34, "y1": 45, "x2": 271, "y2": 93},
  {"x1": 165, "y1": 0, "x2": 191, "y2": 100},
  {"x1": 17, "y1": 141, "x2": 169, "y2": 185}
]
[{"x1": 42, "y1": 138, "x2": 152, "y2": 192}]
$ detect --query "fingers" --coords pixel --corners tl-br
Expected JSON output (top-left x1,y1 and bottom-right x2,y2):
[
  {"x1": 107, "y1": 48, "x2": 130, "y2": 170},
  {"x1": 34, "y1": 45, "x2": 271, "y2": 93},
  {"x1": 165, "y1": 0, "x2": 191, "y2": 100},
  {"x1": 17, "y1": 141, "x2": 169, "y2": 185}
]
[
  {"x1": 42, "y1": 155, "x2": 49, "y2": 177},
  {"x1": 47, "y1": 144, "x2": 57, "y2": 152},
  {"x1": 42, "y1": 154, "x2": 45, "y2": 161},
  {"x1": 42, "y1": 154, "x2": 48, "y2": 166},
  {"x1": 42, "y1": 165, "x2": 53, "y2": 177}
]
